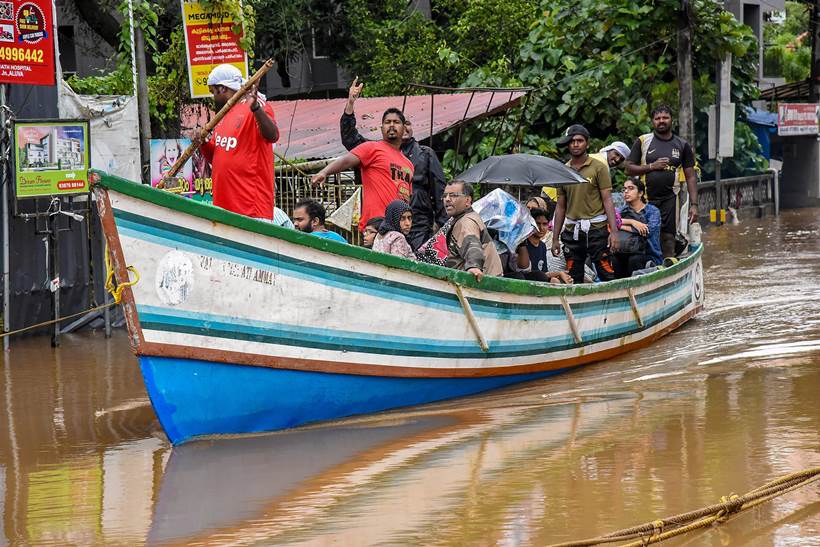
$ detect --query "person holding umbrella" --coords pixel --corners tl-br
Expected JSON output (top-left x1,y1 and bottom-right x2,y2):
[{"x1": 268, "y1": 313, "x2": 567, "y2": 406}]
[{"x1": 551, "y1": 124, "x2": 620, "y2": 284}]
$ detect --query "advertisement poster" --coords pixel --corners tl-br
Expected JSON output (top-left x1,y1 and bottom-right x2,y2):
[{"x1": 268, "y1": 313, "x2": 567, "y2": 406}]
[
  {"x1": 777, "y1": 103, "x2": 819, "y2": 136},
  {"x1": 180, "y1": 0, "x2": 248, "y2": 99},
  {"x1": 180, "y1": 103, "x2": 213, "y2": 202},
  {"x1": 0, "y1": 0, "x2": 55, "y2": 85},
  {"x1": 150, "y1": 138, "x2": 194, "y2": 194},
  {"x1": 14, "y1": 120, "x2": 89, "y2": 198}
]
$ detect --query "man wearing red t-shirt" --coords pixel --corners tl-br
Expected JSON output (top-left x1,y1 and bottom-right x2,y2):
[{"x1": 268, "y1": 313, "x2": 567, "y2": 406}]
[
  {"x1": 311, "y1": 108, "x2": 413, "y2": 232},
  {"x1": 199, "y1": 64, "x2": 279, "y2": 220}
]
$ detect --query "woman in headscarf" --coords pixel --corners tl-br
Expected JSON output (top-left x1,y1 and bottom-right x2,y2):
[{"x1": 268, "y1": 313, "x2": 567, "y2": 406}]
[{"x1": 373, "y1": 200, "x2": 416, "y2": 259}]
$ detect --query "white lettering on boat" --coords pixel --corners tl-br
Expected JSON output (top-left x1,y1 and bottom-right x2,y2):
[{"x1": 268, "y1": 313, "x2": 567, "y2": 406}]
[{"x1": 197, "y1": 254, "x2": 274, "y2": 286}]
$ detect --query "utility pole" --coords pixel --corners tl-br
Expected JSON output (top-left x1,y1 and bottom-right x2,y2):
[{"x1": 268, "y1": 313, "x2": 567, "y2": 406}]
[
  {"x1": 678, "y1": 0, "x2": 695, "y2": 145},
  {"x1": 133, "y1": 6, "x2": 151, "y2": 184},
  {"x1": 1, "y1": 84, "x2": 8, "y2": 351},
  {"x1": 811, "y1": 0, "x2": 820, "y2": 101}
]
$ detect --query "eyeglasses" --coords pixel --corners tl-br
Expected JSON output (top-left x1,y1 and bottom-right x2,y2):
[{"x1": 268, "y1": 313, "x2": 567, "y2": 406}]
[{"x1": 442, "y1": 192, "x2": 467, "y2": 199}]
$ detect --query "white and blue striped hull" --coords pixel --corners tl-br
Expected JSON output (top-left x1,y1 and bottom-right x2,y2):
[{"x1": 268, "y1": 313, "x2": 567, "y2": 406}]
[{"x1": 95, "y1": 173, "x2": 704, "y2": 444}]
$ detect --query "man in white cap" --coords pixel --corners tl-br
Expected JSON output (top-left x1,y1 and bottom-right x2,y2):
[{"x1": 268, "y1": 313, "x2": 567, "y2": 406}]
[
  {"x1": 199, "y1": 64, "x2": 279, "y2": 220},
  {"x1": 593, "y1": 141, "x2": 631, "y2": 169}
]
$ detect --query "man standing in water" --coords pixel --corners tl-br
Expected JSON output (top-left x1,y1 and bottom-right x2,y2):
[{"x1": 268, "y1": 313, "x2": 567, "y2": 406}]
[
  {"x1": 625, "y1": 105, "x2": 698, "y2": 257},
  {"x1": 340, "y1": 78, "x2": 446, "y2": 249},
  {"x1": 551, "y1": 124, "x2": 619, "y2": 284},
  {"x1": 199, "y1": 64, "x2": 279, "y2": 220},
  {"x1": 312, "y1": 108, "x2": 414, "y2": 233}
]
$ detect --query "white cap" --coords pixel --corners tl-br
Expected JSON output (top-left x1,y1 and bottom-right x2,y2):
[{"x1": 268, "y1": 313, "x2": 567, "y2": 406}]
[
  {"x1": 207, "y1": 64, "x2": 244, "y2": 91},
  {"x1": 600, "y1": 141, "x2": 631, "y2": 160}
]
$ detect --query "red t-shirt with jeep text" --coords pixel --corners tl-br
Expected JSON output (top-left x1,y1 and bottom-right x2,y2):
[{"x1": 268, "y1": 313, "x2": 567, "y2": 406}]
[
  {"x1": 351, "y1": 140, "x2": 413, "y2": 231},
  {"x1": 200, "y1": 99, "x2": 278, "y2": 219}
]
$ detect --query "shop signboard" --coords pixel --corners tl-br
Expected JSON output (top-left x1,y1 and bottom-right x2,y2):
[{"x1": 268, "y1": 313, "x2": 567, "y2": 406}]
[
  {"x1": 777, "y1": 103, "x2": 820, "y2": 136},
  {"x1": 0, "y1": 0, "x2": 56, "y2": 85},
  {"x1": 180, "y1": 0, "x2": 248, "y2": 99},
  {"x1": 14, "y1": 119, "x2": 90, "y2": 198}
]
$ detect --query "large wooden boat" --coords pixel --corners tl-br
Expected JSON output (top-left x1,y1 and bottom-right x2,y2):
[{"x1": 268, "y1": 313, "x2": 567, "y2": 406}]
[{"x1": 93, "y1": 170, "x2": 704, "y2": 445}]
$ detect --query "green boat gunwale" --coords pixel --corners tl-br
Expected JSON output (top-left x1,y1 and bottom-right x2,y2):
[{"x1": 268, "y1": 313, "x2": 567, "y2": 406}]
[{"x1": 94, "y1": 169, "x2": 702, "y2": 297}]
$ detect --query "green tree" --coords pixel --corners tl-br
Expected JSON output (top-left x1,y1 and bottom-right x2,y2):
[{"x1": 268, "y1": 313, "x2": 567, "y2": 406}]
[
  {"x1": 334, "y1": 0, "x2": 537, "y2": 96},
  {"x1": 763, "y1": 1, "x2": 811, "y2": 82},
  {"x1": 445, "y1": 0, "x2": 766, "y2": 180}
]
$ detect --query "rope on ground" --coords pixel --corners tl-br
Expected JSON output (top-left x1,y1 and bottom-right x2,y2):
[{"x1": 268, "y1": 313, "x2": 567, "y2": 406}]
[{"x1": 547, "y1": 467, "x2": 820, "y2": 547}]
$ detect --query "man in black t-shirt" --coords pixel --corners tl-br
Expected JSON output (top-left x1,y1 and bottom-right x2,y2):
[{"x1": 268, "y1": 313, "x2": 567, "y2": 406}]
[{"x1": 625, "y1": 105, "x2": 698, "y2": 257}]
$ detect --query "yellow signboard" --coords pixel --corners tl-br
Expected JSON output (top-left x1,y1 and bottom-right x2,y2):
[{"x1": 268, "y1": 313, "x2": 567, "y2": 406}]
[{"x1": 180, "y1": 0, "x2": 248, "y2": 98}]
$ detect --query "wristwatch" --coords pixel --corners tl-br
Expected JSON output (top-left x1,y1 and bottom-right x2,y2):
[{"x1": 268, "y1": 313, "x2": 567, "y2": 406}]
[{"x1": 250, "y1": 101, "x2": 261, "y2": 112}]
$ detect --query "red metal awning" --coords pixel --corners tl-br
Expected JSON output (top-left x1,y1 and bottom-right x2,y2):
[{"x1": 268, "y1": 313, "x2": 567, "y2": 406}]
[{"x1": 271, "y1": 91, "x2": 527, "y2": 161}]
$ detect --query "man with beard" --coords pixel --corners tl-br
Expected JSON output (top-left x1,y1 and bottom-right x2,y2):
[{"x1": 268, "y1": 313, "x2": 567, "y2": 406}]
[
  {"x1": 625, "y1": 105, "x2": 698, "y2": 257},
  {"x1": 199, "y1": 64, "x2": 279, "y2": 220},
  {"x1": 312, "y1": 108, "x2": 414, "y2": 233},
  {"x1": 551, "y1": 124, "x2": 620, "y2": 284},
  {"x1": 339, "y1": 78, "x2": 446, "y2": 249},
  {"x1": 292, "y1": 199, "x2": 348, "y2": 243}
]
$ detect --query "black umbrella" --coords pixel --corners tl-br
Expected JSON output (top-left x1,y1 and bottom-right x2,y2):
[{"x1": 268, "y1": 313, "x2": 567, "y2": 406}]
[{"x1": 455, "y1": 153, "x2": 587, "y2": 186}]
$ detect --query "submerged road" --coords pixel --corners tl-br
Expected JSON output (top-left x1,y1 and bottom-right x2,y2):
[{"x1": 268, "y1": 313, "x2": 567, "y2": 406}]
[{"x1": 0, "y1": 208, "x2": 818, "y2": 546}]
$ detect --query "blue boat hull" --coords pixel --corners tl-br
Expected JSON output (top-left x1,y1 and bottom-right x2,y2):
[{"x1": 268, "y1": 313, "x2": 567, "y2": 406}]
[{"x1": 139, "y1": 356, "x2": 567, "y2": 445}]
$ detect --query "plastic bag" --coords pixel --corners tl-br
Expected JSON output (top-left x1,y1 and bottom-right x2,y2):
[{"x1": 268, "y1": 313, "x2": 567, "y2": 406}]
[{"x1": 472, "y1": 189, "x2": 536, "y2": 253}]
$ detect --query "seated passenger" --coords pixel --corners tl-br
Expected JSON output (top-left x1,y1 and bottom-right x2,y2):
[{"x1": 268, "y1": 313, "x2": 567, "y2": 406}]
[
  {"x1": 515, "y1": 208, "x2": 573, "y2": 284},
  {"x1": 373, "y1": 200, "x2": 415, "y2": 259},
  {"x1": 362, "y1": 216, "x2": 383, "y2": 249},
  {"x1": 292, "y1": 198, "x2": 348, "y2": 243},
  {"x1": 526, "y1": 195, "x2": 556, "y2": 224},
  {"x1": 443, "y1": 181, "x2": 502, "y2": 281},
  {"x1": 273, "y1": 206, "x2": 294, "y2": 229},
  {"x1": 613, "y1": 178, "x2": 661, "y2": 277}
]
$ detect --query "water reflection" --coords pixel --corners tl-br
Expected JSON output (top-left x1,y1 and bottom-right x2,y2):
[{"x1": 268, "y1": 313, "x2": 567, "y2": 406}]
[{"x1": 0, "y1": 208, "x2": 818, "y2": 545}]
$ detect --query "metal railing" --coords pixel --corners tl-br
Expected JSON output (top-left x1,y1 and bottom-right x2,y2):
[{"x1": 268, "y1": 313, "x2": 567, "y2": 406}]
[
  {"x1": 274, "y1": 158, "x2": 364, "y2": 245},
  {"x1": 696, "y1": 172, "x2": 776, "y2": 219}
]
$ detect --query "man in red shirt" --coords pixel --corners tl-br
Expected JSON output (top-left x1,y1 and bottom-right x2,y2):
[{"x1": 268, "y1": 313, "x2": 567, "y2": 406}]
[
  {"x1": 311, "y1": 108, "x2": 414, "y2": 232},
  {"x1": 199, "y1": 64, "x2": 279, "y2": 220}
]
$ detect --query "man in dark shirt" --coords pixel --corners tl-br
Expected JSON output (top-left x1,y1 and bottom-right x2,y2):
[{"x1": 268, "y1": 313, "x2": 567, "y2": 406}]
[
  {"x1": 340, "y1": 78, "x2": 447, "y2": 251},
  {"x1": 625, "y1": 105, "x2": 698, "y2": 257}
]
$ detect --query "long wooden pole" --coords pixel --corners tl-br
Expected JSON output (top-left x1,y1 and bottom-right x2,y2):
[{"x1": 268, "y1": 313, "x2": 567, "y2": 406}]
[
  {"x1": 135, "y1": 22, "x2": 151, "y2": 183},
  {"x1": 164, "y1": 59, "x2": 275, "y2": 181}
]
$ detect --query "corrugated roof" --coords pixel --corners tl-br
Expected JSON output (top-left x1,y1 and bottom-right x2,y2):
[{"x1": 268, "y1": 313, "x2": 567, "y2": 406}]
[
  {"x1": 759, "y1": 79, "x2": 810, "y2": 101},
  {"x1": 271, "y1": 91, "x2": 526, "y2": 160}
]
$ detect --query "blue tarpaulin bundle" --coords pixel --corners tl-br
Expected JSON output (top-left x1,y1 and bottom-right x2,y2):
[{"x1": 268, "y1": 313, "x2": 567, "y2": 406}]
[{"x1": 745, "y1": 107, "x2": 778, "y2": 160}]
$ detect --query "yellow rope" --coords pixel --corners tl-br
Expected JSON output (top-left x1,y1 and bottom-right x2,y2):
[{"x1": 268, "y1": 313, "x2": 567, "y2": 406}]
[
  {"x1": 104, "y1": 244, "x2": 140, "y2": 304},
  {"x1": 548, "y1": 467, "x2": 820, "y2": 547}
]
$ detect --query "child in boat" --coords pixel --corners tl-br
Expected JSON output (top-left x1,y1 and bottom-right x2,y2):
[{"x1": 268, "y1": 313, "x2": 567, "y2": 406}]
[
  {"x1": 362, "y1": 216, "x2": 383, "y2": 249},
  {"x1": 515, "y1": 207, "x2": 573, "y2": 284},
  {"x1": 613, "y1": 178, "x2": 662, "y2": 277},
  {"x1": 373, "y1": 201, "x2": 415, "y2": 259}
]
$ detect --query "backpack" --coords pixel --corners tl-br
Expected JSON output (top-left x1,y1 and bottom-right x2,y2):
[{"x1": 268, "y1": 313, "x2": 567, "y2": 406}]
[{"x1": 614, "y1": 207, "x2": 648, "y2": 256}]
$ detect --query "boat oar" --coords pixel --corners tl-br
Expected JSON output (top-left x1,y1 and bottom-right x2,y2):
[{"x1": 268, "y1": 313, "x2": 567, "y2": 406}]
[{"x1": 160, "y1": 59, "x2": 276, "y2": 188}]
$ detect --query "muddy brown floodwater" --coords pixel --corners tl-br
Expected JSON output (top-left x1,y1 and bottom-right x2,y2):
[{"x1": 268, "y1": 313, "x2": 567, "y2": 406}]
[{"x1": 0, "y1": 209, "x2": 819, "y2": 546}]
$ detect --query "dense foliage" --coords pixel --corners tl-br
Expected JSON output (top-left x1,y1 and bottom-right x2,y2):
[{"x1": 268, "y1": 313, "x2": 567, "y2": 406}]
[
  {"x1": 763, "y1": 1, "x2": 811, "y2": 83},
  {"x1": 441, "y1": 0, "x2": 767, "y2": 180}
]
